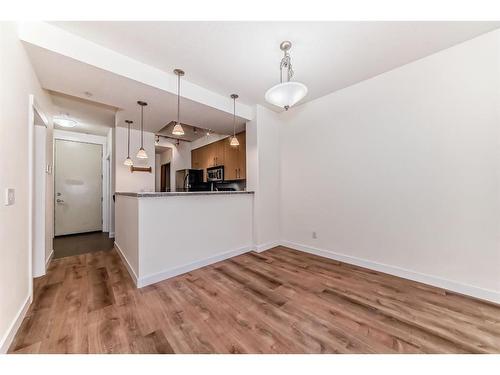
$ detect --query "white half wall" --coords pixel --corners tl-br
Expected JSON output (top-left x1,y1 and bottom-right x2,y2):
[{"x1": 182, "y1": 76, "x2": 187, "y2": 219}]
[
  {"x1": 280, "y1": 30, "x2": 500, "y2": 302},
  {"x1": 115, "y1": 193, "x2": 254, "y2": 287}
]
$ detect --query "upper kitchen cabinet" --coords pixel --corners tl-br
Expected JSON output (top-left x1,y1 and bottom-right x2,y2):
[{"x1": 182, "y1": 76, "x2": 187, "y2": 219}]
[
  {"x1": 224, "y1": 131, "x2": 246, "y2": 181},
  {"x1": 191, "y1": 131, "x2": 246, "y2": 181}
]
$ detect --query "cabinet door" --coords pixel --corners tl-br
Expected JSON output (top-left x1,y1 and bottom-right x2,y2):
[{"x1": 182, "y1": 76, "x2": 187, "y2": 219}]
[
  {"x1": 237, "y1": 131, "x2": 246, "y2": 180},
  {"x1": 214, "y1": 140, "x2": 225, "y2": 166},
  {"x1": 191, "y1": 148, "x2": 201, "y2": 169},
  {"x1": 204, "y1": 142, "x2": 216, "y2": 168},
  {"x1": 224, "y1": 137, "x2": 238, "y2": 181}
]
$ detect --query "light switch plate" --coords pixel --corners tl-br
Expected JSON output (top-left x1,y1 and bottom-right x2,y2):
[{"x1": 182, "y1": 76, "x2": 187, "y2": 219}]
[{"x1": 5, "y1": 188, "x2": 15, "y2": 206}]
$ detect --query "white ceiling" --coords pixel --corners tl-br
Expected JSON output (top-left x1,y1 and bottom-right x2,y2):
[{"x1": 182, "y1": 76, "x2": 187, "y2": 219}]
[
  {"x1": 50, "y1": 21, "x2": 500, "y2": 108},
  {"x1": 50, "y1": 91, "x2": 116, "y2": 136},
  {"x1": 24, "y1": 43, "x2": 247, "y2": 135}
]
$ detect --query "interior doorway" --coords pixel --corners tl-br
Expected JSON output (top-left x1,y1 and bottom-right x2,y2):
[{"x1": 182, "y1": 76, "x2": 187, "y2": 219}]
[
  {"x1": 160, "y1": 163, "x2": 171, "y2": 192},
  {"x1": 54, "y1": 139, "x2": 102, "y2": 236},
  {"x1": 29, "y1": 95, "x2": 50, "y2": 285}
]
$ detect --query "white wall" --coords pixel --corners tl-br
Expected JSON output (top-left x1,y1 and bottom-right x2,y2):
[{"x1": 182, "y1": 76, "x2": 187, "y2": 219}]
[
  {"x1": 0, "y1": 22, "x2": 54, "y2": 353},
  {"x1": 115, "y1": 193, "x2": 254, "y2": 287},
  {"x1": 247, "y1": 106, "x2": 282, "y2": 251},
  {"x1": 115, "y1": 126, "x2": 156, "y2": 192},
  {"x1": 280, "y1": 30, "x2": 500, "y2": 302}
]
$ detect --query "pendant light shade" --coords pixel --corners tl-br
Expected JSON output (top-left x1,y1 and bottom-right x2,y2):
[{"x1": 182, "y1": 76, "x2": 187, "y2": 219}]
[
  {"x1": 123, "y1": 119, "x2": 134, "y2": 166},
  {"x1": 173, "y1": 69, "x2": 185, "y2": 136},
  {"x1": 230, "y1": 94, "x2": 239, "y2": 147},
  {"x1": 265, "y1": 81, "x2": 308, "y2": 110},
  {"x1": 172, "y1": 123, "x2": 185, "y2": 136},
  {"x1": 136, "y1": 101, "x2": 148, "y2": 159},
  {"x1": 136, "y1": 148, "x2": 148, "y2": 159},
  {"x1": 230, "y1": 136, "x2": 240, "y2": 146},
  {"x1": 265, "y1": 41, "x2": 307, "y2": 110}
]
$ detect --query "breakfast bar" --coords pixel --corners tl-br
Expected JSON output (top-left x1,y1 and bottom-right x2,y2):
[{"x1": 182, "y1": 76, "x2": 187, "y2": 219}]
[{"x1": 114, "y1": 191, "x2": 254, "y2": 287}]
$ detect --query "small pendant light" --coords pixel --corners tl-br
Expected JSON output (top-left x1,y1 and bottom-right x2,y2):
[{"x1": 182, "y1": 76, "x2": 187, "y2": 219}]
[
  {"x1": 172, "y1": 69, "x2": 185, "y2": 136},
  {"x1": 123, "y1": 120, "x2": 134, "y2": 166},
  {"x1": 136, "y1": 101, "x2": 148, "y2": 159},
  {"x1": 230, "y1": 94, "x2": 239, "y2": 147}
]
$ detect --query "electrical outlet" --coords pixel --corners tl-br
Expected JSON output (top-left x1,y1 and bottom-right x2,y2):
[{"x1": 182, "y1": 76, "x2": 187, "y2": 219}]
[
  {"x1": 5, "y1": 188, "x2": 15, "y2": 206},
  {"x1": 312, "y1": 231, "x2": 317, "y2": 239}
]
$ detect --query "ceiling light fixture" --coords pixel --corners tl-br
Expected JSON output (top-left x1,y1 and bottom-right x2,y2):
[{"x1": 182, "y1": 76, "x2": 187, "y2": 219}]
[
  {"x1": 172, "y1": 69, "x2": 185, "y2": 136},
  {"x1": 54, "y1": 114, "x2": 77, "y2": 128},
  {"x1": 124, "y1": 120, "x2": 134, "y2": 166},
  {"x1": 265, "y1": 41, "x2": 308, "y2": 111},
  {"x1": 230, "y1": 94, "x2": 240, "y2": 147},
  {"x1": 136, "y1": 101, "x2": 148, "y2": 159}
]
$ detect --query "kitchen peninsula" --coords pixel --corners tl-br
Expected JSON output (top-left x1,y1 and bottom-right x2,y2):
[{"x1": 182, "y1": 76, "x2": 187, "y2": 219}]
[{"x1": 114, "y1": 190, "x2": 254, "y2": 287}]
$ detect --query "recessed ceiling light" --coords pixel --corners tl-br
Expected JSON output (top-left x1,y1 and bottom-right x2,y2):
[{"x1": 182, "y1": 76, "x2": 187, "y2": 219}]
[{"x1": 54, "y1": 116, "x2": 77, "y2": 128}]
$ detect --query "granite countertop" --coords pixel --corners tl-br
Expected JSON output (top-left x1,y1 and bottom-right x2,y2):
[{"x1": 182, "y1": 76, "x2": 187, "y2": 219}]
[{"x1": 115, "y1": 191, "x2": 254, "y2": 198}]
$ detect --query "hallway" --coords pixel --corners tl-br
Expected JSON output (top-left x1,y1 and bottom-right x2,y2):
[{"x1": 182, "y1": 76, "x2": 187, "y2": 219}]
[{"x1": 53, "y1": 232, "x2": 114, "y2": 259}]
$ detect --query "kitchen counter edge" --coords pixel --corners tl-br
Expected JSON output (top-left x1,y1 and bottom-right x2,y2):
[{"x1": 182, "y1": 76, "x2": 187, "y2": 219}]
[{"x1": 115, "y1": 191, "x2": 255, "y2": 198}]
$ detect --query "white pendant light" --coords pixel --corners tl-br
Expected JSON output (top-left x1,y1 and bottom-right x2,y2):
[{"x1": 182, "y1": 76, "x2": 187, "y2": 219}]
[
  {"x1": 172, "y1": 69, "x2": 185, "y2": 136},
  {"x1": 136, "y1": 101, "x2": 148, "y2": 159},
  {"x1": 265, "y1": 41, "x2": 308, "y2": 110},
  {"x1": 230, "y1": 94, "x2": 239, "y2": 147},
  {"x1": 123, "y1": 119, "x2": 134, "y2": 166}
]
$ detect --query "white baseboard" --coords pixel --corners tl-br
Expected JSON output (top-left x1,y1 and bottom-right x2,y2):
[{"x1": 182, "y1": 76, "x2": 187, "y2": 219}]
[
  {"x1": 114, "y1": 242, "x2": 138, "y2": 285},
  {"x1": 281, "y1": 240, "x2": 500, "y2": 305},
  {"x1": 45, "y1": 249, "x2": 54, "y2": 268},
  {"x1": 109, "y1": 232, "x2": 115, "y2": 239},
  {"x1": 255, "y1": 241, "x2": 281, "y2": 253},
  {"x1": 0, "y1": 294, "x2": 32, "y2": 354},
  {"x1": 137, "y1": 245, "x2": 253, "y2": 288}
]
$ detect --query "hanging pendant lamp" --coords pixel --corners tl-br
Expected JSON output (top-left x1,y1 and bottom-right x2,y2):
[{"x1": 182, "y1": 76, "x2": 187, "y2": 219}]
[
  {"x1": 123, "y1": 120, "x2": 134, "y2": 166},
  {"x1": 230, "y1": 94, "x2": 239, "y2": 146},
  {"x1": 172, "y1": 69, "x2": 185, "y2": 136},
  {"x1": 265, "y1": 41, "x2": 307, "y2": 110},
  {"x1": 136, "y1": 101, "x2": 148, "y2": 159}
]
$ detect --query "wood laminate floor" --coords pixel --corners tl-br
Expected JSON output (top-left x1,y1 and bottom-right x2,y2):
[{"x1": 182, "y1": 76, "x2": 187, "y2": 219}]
[{"x1": 9, "y1": 246, "x2": 500, "y2": 353}]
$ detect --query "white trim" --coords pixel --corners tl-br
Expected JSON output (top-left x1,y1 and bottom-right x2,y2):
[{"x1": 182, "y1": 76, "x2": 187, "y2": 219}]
[
  {"x1": 281, "y1": 241, "x2": 500, "y2": 305},
  {"x1": 45, "y1": 249, "x2": 54, "y2": 267},
  {"x1": 108, "y1": 232, "x2": 115, "y2": 239},
  {"x1": 0, "y1": 294, "x2": 32, "y2": 353},
  {"x1": 114, "y1": 242, "x2": 138, "y2": 285},
  {"x1": 255, "y1": 241, "x2": 280, "y2": 253},
  {"x1": 53, "y1": 129, "x2": 110, "y2": 234},
  {"x1": 137, "y1": 246, "x2": 253, "y2": 288}
]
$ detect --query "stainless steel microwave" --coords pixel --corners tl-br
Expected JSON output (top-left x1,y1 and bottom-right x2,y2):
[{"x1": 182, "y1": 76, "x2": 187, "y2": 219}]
[{"x1": 207, "y1": 166, "x2": 224, "y2": 182}]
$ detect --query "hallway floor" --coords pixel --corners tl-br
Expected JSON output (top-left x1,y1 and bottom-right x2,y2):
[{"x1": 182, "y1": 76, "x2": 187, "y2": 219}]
[{"x1": 53, "y1": 232, "x2": 114, "y2": 259}]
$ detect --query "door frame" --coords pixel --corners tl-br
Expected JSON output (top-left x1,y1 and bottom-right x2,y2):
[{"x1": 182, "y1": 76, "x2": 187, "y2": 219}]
[
  {"x1": 53, "y1": 129, "x2": 109, "y2": 235},
  {"x1": 28, "y1": 95, "x2": 49, "y2": 297}
]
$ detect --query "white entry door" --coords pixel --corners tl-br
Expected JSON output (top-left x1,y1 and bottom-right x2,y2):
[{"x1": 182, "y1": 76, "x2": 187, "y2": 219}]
[{"x1": 55, "y1": 139, "x2": 102, "y2": 236}]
